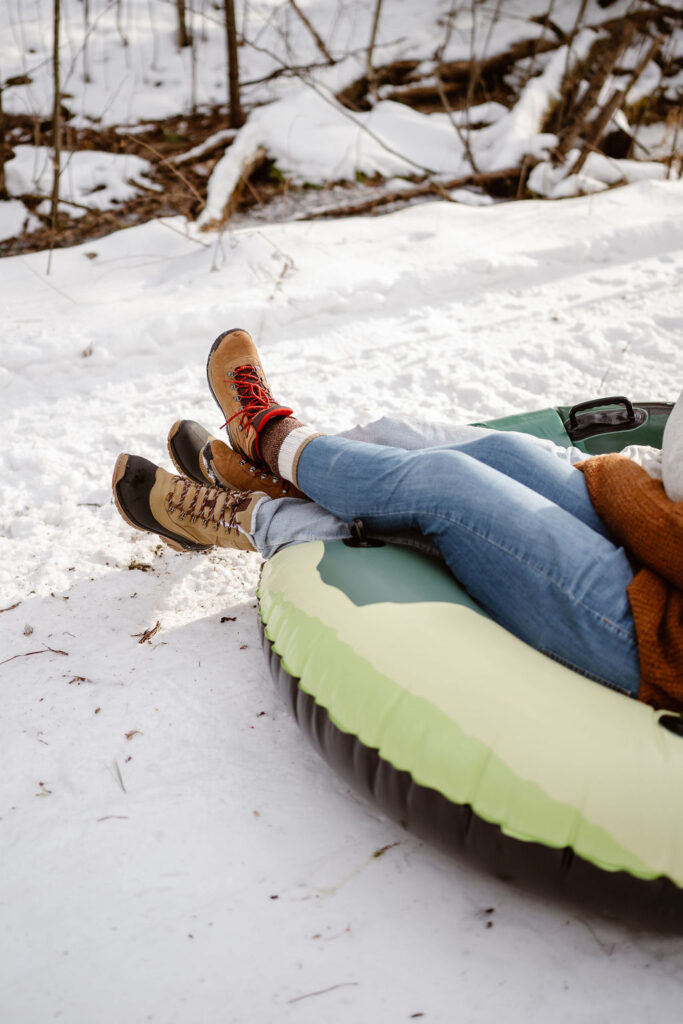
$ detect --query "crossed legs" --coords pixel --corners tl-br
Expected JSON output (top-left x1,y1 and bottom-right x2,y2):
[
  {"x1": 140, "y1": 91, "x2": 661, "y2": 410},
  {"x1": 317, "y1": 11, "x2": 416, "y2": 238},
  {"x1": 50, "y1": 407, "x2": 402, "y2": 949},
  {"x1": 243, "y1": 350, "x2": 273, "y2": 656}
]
[{"x1": 291, "y1": 433, "x2": 640, "y2": 696}]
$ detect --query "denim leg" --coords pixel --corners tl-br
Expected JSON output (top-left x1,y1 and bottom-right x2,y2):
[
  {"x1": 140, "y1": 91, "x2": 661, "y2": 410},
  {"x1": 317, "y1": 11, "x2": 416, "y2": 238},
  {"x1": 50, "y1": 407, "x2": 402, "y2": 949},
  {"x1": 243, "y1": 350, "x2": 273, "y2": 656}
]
[
  {"x1": 251, "y1": 496, "x2": 351, "y2": 560},
  {"x1": 338, "y1": 416, "x2": 587, "y2": 466},
  {"x1": 435, "y1": 433, "x2": 610, "y2": 537},
  {"x1": 296, "y1": 436, "x2": 640, "y2": 696}
]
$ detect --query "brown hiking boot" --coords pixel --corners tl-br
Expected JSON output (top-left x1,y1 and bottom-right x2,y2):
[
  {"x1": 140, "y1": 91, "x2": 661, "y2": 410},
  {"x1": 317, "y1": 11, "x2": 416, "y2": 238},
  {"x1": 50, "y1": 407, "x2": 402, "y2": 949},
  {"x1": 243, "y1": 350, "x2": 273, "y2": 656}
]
[
  {"x1": 112, "y1": 453, "x2": 265, "y2": 552},
  {"x1": 167, "y1": 419, "x2": 307, "y2": 500},
  {"x1": 206, "y1": 328, "x2": 293, "y2": 466}
]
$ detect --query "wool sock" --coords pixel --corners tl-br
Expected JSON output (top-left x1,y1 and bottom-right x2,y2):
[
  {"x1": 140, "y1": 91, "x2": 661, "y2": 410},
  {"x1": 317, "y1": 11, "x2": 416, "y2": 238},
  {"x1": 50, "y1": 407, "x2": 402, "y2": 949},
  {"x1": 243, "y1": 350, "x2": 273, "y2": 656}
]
[{"x1": 259, "y1": 416, "x2": 322, "y2": 486}]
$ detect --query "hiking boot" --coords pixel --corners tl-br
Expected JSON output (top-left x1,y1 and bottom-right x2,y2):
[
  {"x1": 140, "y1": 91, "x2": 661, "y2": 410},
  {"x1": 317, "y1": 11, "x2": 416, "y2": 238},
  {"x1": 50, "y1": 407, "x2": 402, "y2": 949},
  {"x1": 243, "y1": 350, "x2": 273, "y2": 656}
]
[
  {"x1": 206, "y1": 328, "x2": 293, "y2": 466},
  {"x1": 167, "y1": 419, "x2": 307, "y2": 500},
  {"x1": 112, "y1": 453, "x2": 265, "y2": 552},
  {"x1": 167, "y1": 418, "x2": 216, "y2": 488}
]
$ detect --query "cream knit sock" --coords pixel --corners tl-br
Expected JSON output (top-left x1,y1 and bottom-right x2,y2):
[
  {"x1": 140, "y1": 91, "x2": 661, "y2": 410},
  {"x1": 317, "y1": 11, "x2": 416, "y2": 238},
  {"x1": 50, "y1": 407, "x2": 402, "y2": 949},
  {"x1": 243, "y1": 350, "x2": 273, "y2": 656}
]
[{"x1": 259, "y1": 416, "x2": 322, "y2": 488}]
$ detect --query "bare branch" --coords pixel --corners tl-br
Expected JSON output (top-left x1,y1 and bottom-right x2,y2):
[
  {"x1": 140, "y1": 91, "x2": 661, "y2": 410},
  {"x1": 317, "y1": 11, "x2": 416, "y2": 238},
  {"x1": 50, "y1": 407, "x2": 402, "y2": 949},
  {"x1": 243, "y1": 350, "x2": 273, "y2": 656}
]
[
  {"x1": 435, "y1": 71, "x2": 480, "y2": 175},
  {"x1": 571, "y1": 26, "x2": 660, "y2": 175},
  {"x1": 556, "y1": 19, "x2": 638, "y2": 160},
  {"x1": 287, "y1": 0, "x2": 333, "y2": 65},
  {"x1": 300, "y1": 167, "x2": 520, "y2": 221},
  {"x1": 120, "y1": 132, "x2": 206, "y2": 207}
]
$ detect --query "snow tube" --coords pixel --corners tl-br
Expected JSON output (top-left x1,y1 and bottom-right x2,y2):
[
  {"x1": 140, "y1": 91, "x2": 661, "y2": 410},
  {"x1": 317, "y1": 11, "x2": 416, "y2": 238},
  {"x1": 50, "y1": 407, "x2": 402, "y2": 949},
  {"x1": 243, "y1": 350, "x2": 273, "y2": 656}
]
[{"x1": 257, "y1": 397, "x2": 683, "y2": 926}]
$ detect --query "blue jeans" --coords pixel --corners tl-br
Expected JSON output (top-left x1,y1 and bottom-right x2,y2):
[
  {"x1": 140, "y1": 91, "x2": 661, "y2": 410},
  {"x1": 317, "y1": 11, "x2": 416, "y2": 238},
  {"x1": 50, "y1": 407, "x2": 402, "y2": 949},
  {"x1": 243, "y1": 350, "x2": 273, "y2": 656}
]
[
  {"x1": 253, "y1": 419, "x2": 589, "y2": 561},
  {"x1": 285, "y1": 431, "x2": 640, "y2": 697}
]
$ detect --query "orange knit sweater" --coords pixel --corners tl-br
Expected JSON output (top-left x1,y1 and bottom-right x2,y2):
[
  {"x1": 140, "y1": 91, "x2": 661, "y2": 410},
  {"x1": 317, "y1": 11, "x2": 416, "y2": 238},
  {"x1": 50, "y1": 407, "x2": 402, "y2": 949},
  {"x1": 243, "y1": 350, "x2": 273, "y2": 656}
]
[{"x1": 578, "y1": 454, "x2": 683, "y2": 712}]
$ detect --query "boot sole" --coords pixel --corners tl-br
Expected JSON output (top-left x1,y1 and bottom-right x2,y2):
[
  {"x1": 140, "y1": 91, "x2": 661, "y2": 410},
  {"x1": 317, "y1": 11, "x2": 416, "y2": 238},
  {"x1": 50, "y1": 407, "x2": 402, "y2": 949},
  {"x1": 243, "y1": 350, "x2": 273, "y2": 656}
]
[
  {"x1": 111, "y1": 454, "x2": 208, "y2": 553},
  {"x1": 206, "y1": 328, "x2": 245, "y2": 421},
  {"x1": 167, "y1": 419, "x2": 211, "y2": 486}
]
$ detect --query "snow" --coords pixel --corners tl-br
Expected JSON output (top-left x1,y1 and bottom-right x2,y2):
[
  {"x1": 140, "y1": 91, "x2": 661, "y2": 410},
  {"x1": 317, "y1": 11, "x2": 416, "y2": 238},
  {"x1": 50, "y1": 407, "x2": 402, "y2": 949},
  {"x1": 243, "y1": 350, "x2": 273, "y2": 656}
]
[
  {"x1": 0, "y1": 197, "x2": 39, "y2": 241},
  {"x1": 528, "y1": 150, "x2": 668, "y2": 200},
  {"x1": 2, "y1": 178, "x2": 683, "y2": 1021},
  {"x1": 5, "y1": 145, "x2": 159, "y2": 217}
]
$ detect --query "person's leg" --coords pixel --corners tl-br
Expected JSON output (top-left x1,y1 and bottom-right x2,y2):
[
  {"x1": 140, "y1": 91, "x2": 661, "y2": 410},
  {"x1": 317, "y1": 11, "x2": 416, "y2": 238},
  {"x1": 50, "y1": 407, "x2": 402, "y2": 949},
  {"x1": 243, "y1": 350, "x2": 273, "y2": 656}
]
[
  {"x1": 338, "y1": 417, "x2": 495, "y2": 450},
  {"x1": 203, "y1": 329, "x2": 637, "y2": 692},
  {"x1": 341, "y1": 425, "x2": 599, "y2": 531},
  {"x1": 339, "y1": 417, "x2": 587, "y2": 468},
  {"x1": 251, "y1": 496, "x2": 351, "y2": 559},
  {"x1": 432, "y1": 432, "x2": 608, "y2": 536},
  {"x1": 295, "y1": 435, "x2": 640, "y2": 696}
]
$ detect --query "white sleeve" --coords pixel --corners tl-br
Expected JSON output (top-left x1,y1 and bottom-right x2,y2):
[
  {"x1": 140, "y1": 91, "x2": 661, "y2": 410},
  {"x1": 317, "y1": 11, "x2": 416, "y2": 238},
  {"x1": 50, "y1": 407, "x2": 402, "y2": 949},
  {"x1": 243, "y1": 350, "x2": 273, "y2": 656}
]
[
  {"x1": 618, "y1": 444, "x2": 663, "y2": 479},
  {"x1": 662, "y1": 391, "x2": 683, "y2": 501}
]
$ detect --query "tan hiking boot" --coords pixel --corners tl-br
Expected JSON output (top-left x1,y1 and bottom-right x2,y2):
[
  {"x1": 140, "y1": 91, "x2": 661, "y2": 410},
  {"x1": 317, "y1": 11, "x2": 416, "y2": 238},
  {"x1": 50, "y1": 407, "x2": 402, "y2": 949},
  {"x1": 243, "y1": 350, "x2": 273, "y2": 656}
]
[
  {"x1": 167, "y1": 419, "x2": 307, "y2": 500},
  {"x1": 112, "y1": 453, "x2": 265, "y2": 552},
  {"x1": 206, "y1": 328, "x2": 293, "y2": 466}
]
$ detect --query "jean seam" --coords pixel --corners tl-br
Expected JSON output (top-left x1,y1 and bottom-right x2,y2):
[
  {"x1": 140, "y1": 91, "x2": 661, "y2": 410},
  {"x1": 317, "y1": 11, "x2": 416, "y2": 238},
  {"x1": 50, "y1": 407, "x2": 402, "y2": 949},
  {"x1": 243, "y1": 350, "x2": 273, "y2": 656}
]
[{"x1": 538, "y1": 647, "x2": 635, "y2": 695}]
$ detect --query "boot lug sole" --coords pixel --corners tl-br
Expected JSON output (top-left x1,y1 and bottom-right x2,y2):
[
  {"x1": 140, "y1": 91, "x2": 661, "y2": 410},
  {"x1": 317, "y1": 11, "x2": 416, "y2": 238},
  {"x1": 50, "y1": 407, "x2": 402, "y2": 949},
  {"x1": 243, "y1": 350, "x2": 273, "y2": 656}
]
[
  {"x1": 206, "y1": 328, "x2": 246, "y2": 420},
  {"x1": 167, "y1": 419, "x2": 207, "y2": 485}
]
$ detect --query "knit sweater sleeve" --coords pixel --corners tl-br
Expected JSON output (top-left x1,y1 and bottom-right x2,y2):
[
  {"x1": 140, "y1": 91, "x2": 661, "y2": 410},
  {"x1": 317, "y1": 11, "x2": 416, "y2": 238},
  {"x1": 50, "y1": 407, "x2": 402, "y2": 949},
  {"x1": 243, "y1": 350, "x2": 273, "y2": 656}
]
[
  {"x1": 577, "y1": 454, "x2": 683, "y2": 590},
  {"x1": 662, "y1": 389, "x2": 683, "y2": 501}
]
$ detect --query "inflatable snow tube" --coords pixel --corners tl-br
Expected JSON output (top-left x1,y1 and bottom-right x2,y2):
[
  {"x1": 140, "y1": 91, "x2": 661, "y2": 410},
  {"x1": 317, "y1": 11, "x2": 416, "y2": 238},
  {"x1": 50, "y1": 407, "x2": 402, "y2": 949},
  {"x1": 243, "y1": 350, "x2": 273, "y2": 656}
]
[{"x1": 257, "y1": 397, "x2": 683, "y2": 926}]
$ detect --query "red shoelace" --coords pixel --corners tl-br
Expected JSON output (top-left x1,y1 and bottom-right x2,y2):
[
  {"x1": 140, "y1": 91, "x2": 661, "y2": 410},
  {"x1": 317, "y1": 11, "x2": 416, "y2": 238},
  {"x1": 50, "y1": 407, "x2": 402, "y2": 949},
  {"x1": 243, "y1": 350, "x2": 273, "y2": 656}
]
[{"x1": 222, "y1": 364, "x2": 275, "y2": 433}]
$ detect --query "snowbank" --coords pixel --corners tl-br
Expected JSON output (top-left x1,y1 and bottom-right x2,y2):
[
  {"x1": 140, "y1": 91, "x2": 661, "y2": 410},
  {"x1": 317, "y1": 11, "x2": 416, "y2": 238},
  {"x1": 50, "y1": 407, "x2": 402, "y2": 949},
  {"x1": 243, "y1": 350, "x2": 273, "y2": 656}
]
[
  {"x1": 5, "y1": 146, "x2": 158, "y2": 216},
  {"x1": 529, "y1": 150, "x2": 669, "y2": 199}
]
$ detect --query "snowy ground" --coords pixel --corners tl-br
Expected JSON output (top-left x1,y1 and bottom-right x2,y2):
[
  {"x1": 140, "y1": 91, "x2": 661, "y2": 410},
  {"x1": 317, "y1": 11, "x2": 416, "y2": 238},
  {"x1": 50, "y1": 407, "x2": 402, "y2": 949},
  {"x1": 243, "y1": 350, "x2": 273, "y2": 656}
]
[{"x1": 2, "y1": 178, "x2": 683, "y2": 1022}]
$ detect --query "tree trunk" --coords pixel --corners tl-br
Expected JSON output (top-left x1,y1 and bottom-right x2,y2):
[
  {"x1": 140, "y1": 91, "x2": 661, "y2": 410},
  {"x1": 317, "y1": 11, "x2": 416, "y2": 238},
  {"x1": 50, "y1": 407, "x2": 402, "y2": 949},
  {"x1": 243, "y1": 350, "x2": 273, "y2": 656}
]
[
  {"x1": 82, "y1": 0, "x2": 91, "y2": 82},
  {"x1": 49, "y1": 0, "x2": 62, "y2": 268},
  {"x1": 176, "y1": 0, "x2": 190, "y2": 48},
  {"x1": 366, "y1": 0, "x2": 384, "y2": 95},
  {"x1": 0, "y1": 87, "x2": 8, "y2": 200},
  {"x1": 224, "y1": 0, "x2": 244, "y2": 128}
]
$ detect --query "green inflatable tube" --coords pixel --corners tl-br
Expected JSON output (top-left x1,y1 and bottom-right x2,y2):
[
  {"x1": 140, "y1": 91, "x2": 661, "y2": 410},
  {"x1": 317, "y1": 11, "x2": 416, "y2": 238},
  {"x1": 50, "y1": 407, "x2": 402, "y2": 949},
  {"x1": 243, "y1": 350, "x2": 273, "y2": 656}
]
[{"x1": 257, "y1": 398, "x2": 683, "y2": 926}]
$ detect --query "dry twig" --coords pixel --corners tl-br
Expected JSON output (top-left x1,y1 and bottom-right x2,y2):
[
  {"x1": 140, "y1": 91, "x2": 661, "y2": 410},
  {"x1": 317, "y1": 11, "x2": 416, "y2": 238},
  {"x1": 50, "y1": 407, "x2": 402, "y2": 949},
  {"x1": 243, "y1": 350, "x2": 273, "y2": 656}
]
[
  {"x1": 120, "y1": 132, "x2": 205, "y2": 208},
  {"x1": 1, "y1": 644, "x2": 68, "y2": 666},
  {"x1": 132, "y1": 620, "x2": 161, "y2": 644}
]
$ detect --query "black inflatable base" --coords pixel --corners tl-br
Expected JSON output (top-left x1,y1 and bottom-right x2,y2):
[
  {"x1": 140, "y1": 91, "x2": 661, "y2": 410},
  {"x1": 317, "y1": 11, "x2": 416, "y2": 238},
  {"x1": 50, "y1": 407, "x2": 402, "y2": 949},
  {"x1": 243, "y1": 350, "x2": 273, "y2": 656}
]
[{"x1": 259, "y1": 619, "x2": 683, "y2": 933}]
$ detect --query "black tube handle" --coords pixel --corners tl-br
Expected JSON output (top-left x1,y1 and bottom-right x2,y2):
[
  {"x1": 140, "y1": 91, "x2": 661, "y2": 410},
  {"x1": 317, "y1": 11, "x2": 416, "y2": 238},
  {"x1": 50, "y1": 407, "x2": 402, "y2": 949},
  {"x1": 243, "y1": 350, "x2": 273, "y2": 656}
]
[
  {"x1": 343, "y1": 518, "x2": 385, "y2": 548},
  {"x1": 659, "y1": 715, "x2": 683, "y2": 738},
  {"x1": 568, "y1": 396, "x2": 635, "y2": 431}
]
